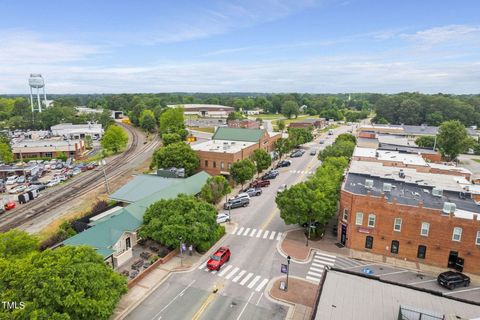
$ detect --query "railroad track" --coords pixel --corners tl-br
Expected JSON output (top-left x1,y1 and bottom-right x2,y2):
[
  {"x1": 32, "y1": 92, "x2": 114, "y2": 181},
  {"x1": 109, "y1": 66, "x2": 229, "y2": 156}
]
[{"x1": 0, "y1": 124, "x2": 161, "y2": 232}]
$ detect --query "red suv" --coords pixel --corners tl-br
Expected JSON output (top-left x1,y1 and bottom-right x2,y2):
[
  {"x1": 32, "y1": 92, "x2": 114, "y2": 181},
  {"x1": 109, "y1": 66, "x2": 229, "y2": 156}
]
[
  {"x1": 250, "y1": 179, "x2": 270, "y2": 188},
  {"x1": 207, "y1": 247, "x2": 231, "y2": 271}
]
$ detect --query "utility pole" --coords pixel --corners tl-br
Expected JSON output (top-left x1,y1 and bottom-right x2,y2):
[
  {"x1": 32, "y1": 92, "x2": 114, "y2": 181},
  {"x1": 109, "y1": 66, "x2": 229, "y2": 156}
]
[{"x1": 100, "y1": 159, "x2": 110, "y2": 194}]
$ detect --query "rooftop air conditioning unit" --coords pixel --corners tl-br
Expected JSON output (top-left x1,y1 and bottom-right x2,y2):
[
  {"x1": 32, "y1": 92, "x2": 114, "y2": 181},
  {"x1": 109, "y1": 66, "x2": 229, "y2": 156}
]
[
  {"x1": 432, "y1": 188, "x2": 443, "y2": 197},
  {"x1": 399, "y1": 169, "x2": 405, "y2": 179},
  {"x1": 442, "y1": 202, "x2": 456, "y2": 214},
  {"x1": 365, "y1": 179, "x2": 374, "y2": 189},
  {"x1": 383, "y1": 183, "x2": 392, "y2": 192}
]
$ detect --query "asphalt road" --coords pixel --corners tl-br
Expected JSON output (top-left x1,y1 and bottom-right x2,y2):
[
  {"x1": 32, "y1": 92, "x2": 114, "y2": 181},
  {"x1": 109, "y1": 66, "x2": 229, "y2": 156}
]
[{"x1": 125, "y1": 126, "x2": 353, "y2": 320}]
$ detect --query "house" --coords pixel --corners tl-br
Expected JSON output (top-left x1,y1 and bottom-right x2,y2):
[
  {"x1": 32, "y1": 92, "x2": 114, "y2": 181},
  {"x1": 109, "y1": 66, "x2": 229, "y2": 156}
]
[
  {"x1": 168, "y1": 104, "x2": 234, "y2": 118},
  {"x1": 12, "y1": 139, "x2": 86, "y2": 160},
  {"x1": 51, "y1": 123, "x2": 103, "y2": 139},
  {"x1": 62, "y1": 171, "x2": 210, "y2": 268},
  {"x1": 288, "y1": 118, "x2": 326, "y2": 129},
  {"x1": 244, "y1": 108, "x2": 263, "y2": 116},
  {"x1": 192, "y1": 127, "x2": 281, "y2": 176}
]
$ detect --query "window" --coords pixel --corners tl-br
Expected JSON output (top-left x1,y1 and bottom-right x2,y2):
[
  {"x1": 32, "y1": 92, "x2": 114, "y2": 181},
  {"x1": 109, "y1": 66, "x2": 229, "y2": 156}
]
[
  {"x1": 45, "y1": 152, "x2": 52, "y2": 158},
  {"x1": 342, "y1": 208, "x2": 348, "y2": 221},
  {"x1": 368, "y1": 214, "x2": 376, "y2": 227},
  {"x1": 452, "y1": 227, "x2": 462, "y2": 242},
  {"x1": 221, "y1": 161, "x2": 225, "y2": 169},
  {"x1": 391, "y1": 240, "x2": 399, "y2": 254},
  {"x1": 417, "y1": 245, "x2": 427, "y2": 259},
  {"x1": 365, "y1": 236, "x2": 373, "y2": 249},
  {"x1": 420, "y1": 222, "x2": 429, "y2": 236},
  {"x1": 204, "y1": 160, "x2": 208, "y2": 167},
  {"x1": 476, "y1": 231, "x2": 480, "y2": 246},
  {"x1": 355, "y1": 212, "x2": 363, "y2": 226},
  {"x1": 228, "y1": 163, "x2": 232, "y2": 169},
  {"x1": 393, "y1": 218, "x2": 402, "y2": 232},
  {"x1": 213, "y1": 161, "x2": 216, "y2": 168}
]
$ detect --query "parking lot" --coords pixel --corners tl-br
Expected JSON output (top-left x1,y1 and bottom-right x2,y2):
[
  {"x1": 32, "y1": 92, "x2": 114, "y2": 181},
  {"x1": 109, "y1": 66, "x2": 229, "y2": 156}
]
[{"x1": 343, "y1": 262, "x2": 480, "y2": 302}]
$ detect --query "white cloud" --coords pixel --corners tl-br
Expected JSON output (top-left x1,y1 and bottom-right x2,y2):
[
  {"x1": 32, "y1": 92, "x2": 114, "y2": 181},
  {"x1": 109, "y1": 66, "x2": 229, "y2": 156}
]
[{"x1": 401, "y1": 24, "x2": 480, "y2": 46}]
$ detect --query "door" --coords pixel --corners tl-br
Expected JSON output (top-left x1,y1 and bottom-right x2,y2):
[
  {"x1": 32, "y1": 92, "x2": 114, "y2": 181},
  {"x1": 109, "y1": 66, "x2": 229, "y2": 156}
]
[
  {"x1": 125, "y1": 237, "x2": 131, "y2": 250},
  {"x1": 448, "y1": 251, "x2": 458, "y2": 268},
  {"x1": 455, "y1": 257, "x2": 464, "y2": 272},
  {"x1": 340, "y1": 224, "x2": 347, "y2": 245}
]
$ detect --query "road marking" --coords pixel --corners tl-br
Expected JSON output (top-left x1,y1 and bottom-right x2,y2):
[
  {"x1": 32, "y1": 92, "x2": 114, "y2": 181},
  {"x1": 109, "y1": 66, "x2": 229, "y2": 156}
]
[
  {"x1": 198, "y1": 261, "x2": 207, "y2": 269},
  {"x1": 211, "y1": 270, "x2": 218, "y2": 275},
  {"x1": 315, "y1": 252, "x2": 336, "y2": 259},
  {"x1": 256, "y1": 229, "x2": 262, "y2": 237},
  {"x1": 262, "y1": 231, "x2": 270, "y2": 239},
  {"x1": 345, "y1": 263, "x2": 376, "y2": 270},
  {"x1": 269, "y1": 231, "x2": 276, "y2": 240},
  {"x1": 308, "y1": 270, "x2": 323, "y2": 277},
  {"x1": 218, "y1": 265, "x2": 233, "y2": 277},
  {"x1": 151, "y1": 280, "x2": 196, "y2": 320},
  {"x1": 380, "y1": 270, "x2": 409, "y2": 276},
  {"x1": 249, "y1": 228, "x2": 256, "y2": 237},
  {"x1": 256, "y1": 292, "x2": 264, "y2": 305},
  {"x1": 443, "y1": 287, "x2": 480, "y2": 295},
  {"x1": 314, "y1": 255, "x2": 335, "y2": 262},
  {"x1": 237, "y1": 227, "x2": 245, "y2": 235},
  {"x1": 255, "y1": 278, "x2": 269, "y2": 292},
  {"x1": 232, "y1": 225, "x2": 238, "y2": 235},
  {"x1": 225, "y1": 267, "x2": 240, "y2": 280},
  {"x1": 232, "y1": 270, "x2": 246, "y2": 283},
  {"x1": 248, "y1": 275, "x2": 261, "y2": 289},
  {"x1": 240, "y1": 273, "x2": 254, "y2": 286},
  {"x1": 243, "y1": 228, "x2": 251, "y2": 236},
  {"x1": 408, "y1": 279, "x2": 437, "y2": 285},
  {"x1": 314, "y1": 259, "x2": 334, "y2": 267},
  {"x1": 276, "y1": 232, "x2": 283, "y2": 240},
  {"x1": 310, "y1": 266, "x2": 324, "y2": 273},
  {"x1": 306, "y1": 276, "x2": 321, "y2": 282},
  {"x1": 236, "y1": 291, "x2": 255, "y2": 320}
]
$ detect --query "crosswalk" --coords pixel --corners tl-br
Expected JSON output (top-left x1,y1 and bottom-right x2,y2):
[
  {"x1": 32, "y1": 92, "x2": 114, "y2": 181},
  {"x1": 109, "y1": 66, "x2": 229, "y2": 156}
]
[
  {"x1": 197, "y1": 261, "x2": 269, "y2": 292},
  {"x1": 231, "y1": 226, "x2": 283, "y2": 241},
  {"x1": 290, "y1": 170, "x2": 313, "y2": 175},
  {"x1": 305, "y1": 251, "x2": 336, "y2": 283}
]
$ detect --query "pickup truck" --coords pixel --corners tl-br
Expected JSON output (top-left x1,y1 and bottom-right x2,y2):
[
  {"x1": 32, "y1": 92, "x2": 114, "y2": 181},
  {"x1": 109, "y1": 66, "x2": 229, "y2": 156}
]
[{"x1": 250, "y1": 179, "x2": 271, "y2": 188}]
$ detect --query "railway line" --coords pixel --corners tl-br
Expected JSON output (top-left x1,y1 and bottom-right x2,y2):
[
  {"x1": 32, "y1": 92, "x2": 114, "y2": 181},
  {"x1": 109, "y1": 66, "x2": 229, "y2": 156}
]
[{"x1": 0, "y1": 123, "x2": 161, "y2": 232}]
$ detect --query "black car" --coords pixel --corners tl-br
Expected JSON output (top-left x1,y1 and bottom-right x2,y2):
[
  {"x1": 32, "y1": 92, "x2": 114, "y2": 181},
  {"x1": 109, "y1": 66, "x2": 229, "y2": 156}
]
[
  {"x1": 290, "y1": 150, "x2": 304, "y2": 158},
  {"x1": 223, "y1": 198, "x2": 249, "y2": 210},
  {"x1": 437, "y1": 271, "x2": 470, "y2": 290},
  {"x1": 261, "y1": 172, "x2": 276, "y2": 180},
  {"x1": 276, "y1": 160, "x2": 292, "y2": 168}
]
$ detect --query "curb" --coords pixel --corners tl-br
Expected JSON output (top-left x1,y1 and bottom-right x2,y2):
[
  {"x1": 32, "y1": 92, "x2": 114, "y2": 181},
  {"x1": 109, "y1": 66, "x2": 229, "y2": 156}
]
[
  {"x1": 276, "y1": 228, "x2": 316, "y2": 264},
  {"x1": 264, "y1": 276, "x2": 296, "y2": 320}
]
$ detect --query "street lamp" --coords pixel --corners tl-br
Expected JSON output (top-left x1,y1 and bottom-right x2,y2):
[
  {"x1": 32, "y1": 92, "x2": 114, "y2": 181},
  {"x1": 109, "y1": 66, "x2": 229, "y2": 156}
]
[
  {"x1": 286, "y1": 255, "x2": 291, "y2": 291},
  {"x1": 179, "y1": 236, "x2": 183, "y2": 266},
  {"x1": 306, "y1": 210, "x2": 312, "y2": 247},
  {"x1": 100, "y1": 159, "x2": 110, "y2": 194}
]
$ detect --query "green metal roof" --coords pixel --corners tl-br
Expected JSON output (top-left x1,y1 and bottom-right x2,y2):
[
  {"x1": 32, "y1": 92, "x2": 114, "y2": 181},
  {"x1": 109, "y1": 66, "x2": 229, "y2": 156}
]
[
  {"x1": 62, "y1": 171, "x2": 211, "y2": 258},
  {"x1": 212, "y1": 127, "x2": 265, "y2": 142}
]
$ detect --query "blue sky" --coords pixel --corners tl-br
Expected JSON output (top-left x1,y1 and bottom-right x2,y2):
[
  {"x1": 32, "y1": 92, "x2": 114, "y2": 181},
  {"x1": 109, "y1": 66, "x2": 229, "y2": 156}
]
[{"x1": 0, "y1": 0, "x2": 479, "y2": 93}]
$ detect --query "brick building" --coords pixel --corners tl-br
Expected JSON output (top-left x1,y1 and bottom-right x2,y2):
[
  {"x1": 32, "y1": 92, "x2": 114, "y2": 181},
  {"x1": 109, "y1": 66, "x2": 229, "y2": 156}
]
[
  {"x1": 338, "y1": 160, "x2": 480, "y2": 274},
  {"x1": 191, "y1": 127, "x2": 281, "y2": 176},
  {"x1": 227, "y1": 119, "x2": 260, "y2": 129},
  {"x1": 12, "y1": 139, "x2": 86, "y2": 160},
  {"x1": 288, "y1": 118, "x2": 326, "y2": 129}
]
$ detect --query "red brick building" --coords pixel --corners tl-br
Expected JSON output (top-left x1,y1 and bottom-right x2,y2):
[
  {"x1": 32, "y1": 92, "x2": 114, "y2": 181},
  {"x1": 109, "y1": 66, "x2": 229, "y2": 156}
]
[
  {"x1": 288, "y1": 118, "x2": 326, "y2": 129},
  {"x1": 191, "y1": 127, "x2": 281, "y2": 176},
  {"x1": 227, "y1": 119, "x2": 260, "y2": 129},
  {"x1": 12, "y1": 139, "x2": 86, "y2": 160},
  {"x1": 338, "y1": 162, "x2": 480, "y2": 274}
]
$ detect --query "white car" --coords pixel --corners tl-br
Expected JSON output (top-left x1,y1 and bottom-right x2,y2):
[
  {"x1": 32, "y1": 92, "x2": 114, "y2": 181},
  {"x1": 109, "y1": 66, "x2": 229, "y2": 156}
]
[
  {"x1": 277, "y1": 184, "x2": 287, "y2": 193},
  {"x1": 216, "y1": 213, "x2": 230, "y2": 224},
  {"x1": 231, "y1": 192, "x2": 250, "y2": 201},
  {"x1": 9, "y1": 185, "x2": 26, "y2": 194},
  {"x1": 16, "y1": 176, "x2": 26, "y2": 184},
  {"x1": 5, "y1": 176, "x2": 18, "y2": 185},
  {"x1": 46, "y1": 179, "x2": 60, "y2": 187}
]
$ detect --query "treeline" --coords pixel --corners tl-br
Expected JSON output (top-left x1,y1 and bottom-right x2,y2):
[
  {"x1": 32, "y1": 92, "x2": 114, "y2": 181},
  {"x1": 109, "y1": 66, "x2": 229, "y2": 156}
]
[{"x1": 372, "y1": 93, "x2": 480, "y2": 126}]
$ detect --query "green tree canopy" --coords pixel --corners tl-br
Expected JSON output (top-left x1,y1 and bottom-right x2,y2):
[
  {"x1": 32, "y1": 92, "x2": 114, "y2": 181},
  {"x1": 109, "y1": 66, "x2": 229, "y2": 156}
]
[
  {"x1": 335, "y1": 133, "x2": 356, "y2": 144},
  {"x1": 277, "y1": 119, "x2": 286, "y2": 132},
  {"x1": 200, "y1": 175, "x2": 232, "y2": 204},
  {"x1": 318, "y1": 140, "x2": 355, "y2": 161},
  {"x1": 140, "y1": 194, "x2": 220, "y2": 248},
  {"x1": 281, "y1": 100, "x2": 300, "y2": 119},
  {"x1": 252, "y1": 149, "x2": 272, "y2": 175},
  {"x1": 437, "y1": 120, "x2": 470, "y2": 161},
  {"x1": 159, "y1": 107, "x2": 185, "y2": 134},
  {"x1": 0, "y1": 142, "x2": 13, "y2": 164},
  {"x1": 230, "y1": 159, "x2": 256, "y2": 187},
  {"x1": 288, "y1": 127, "x2": 313, "y2": 147},
  {"x1": 101, "y1": 125, "x2": 129, "y2": 153},
  {"x1": 0, "y1": 230, "x2": 38, "y2": 259},
  {"x1": 273, "y1": 138, "x2": 291, "y2": 160},
  {"x1": 227, "y1": 111, "x2": 245, "y2": 121},
  {"x1": 151, "y1": 142, "x2": 199, "y2": 176},
  {"x1": 161, "y1": 132, "x2": 182, "y2": 146},
  {"x1": 415, "y1": 135, "x2": 436, "y2": 149},
  {"x1": 140, "y1": 109, "x2": 156, "y2": 132}
]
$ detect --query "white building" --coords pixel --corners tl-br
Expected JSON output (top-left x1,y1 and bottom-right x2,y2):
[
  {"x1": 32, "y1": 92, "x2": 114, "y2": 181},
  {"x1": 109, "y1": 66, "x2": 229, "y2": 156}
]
[
  {"x1": 50, "y1": 123, "x2": 103, "y2": 139},
  {"x1": 168, "y1": 104, "x2": 234, "y2": 118}
]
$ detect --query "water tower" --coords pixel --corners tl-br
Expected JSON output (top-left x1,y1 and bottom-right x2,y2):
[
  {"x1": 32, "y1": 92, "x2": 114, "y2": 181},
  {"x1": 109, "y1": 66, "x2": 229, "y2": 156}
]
[{"x1": 29, "y1": 74, "x2": 47, "y2": 113}]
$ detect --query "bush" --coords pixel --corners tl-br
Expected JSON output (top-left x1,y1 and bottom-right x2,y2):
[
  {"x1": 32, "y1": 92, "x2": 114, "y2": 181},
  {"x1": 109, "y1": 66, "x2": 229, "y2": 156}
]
[
  {"x1": 195, "y1": 225, "x2": 226, "y2": 253},
  {"x1": 92, "y1": 200, "x2": 109, "y2": 215}
]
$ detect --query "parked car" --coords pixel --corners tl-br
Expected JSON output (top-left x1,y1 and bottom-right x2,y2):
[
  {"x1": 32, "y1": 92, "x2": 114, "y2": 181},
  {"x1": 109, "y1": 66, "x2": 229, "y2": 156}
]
[
  {"x1": 16, "y1": 176, "x2": 26, "y2": 184},
  {"x1": 56, "y1": 175, "x2": 68, "y2": 182},
  {"x1": 4, "y1": 201, "x2": 15, "y2": 210},
  {"x1": 437, "y1": 271, "x2": 470, "y2": 290},
  {"x1": 250, "y1": 179, "x2": 270, "y2": 188},
  {"x1": 5, "y1": 175, "x2": 18, "y2": 185},
  {"x1": 243, "y1": 188, "x2": 262, "y2": 197},
  {"x1": 46, "y1": 179, "x2": 60, "y2": 187},
  {"x1": 290, "y1": 151, "x2": 303, "y2": 158},
  {"x1": 72, "y1": 168, "x2": 81, "y2": 176},
  {"x1": 55, "y1": 163, "x2": 63, "y2": 170},
  {"x1": 275, "y1": 160, "x2": 291, "y2": 168},
  {"x1": 277, "y1": 184, "x2": 287, "y2": 193},
  {"x1": 310, "y1": 148, "x2": 318, "y2": 156},
  {"x1": 87, "y1": 162, "x2": 97, "y2": 170},
  {"x1": 232, "y1": 192, "x2": 250, "y2": 201},
  {"x1": 223, "y1": 197, "x2": 249, "y2": 210},
  {"x1": 0, "y1": 183, "x2": 5, "y2": 193},
  {"x1": 0, "y1": 206, "x2": 5, "y2": 215},
  {"x1": 28, "y1": 183, "x2": 46, "y2": 191},
  {"x1": 207, "y1": 247, "x2": 231, "y2": 271},
  {"x1": 9, "y1": 185, "x2": 26, "y2": 194},
  {"x1": 261, "y1": 170, "x2": 279, "y2": 180},
  {"x1": 319, "y1": 140, "x2": 325, "y2": 144},
  {"x1": 27, "y1": 175, "x2": 39, "y2": 183},
  {"x1": 328, "y1": 129, "x2": 334, "y2": 135},
  {"x1": 216, "y1": 213, "x2": 230, "y2": 224}
]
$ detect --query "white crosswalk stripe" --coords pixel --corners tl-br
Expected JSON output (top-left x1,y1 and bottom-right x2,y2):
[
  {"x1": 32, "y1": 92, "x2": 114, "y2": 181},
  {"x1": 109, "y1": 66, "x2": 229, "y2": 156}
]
[
  {"x1": 255, "y1": 278, "x2": 269, "y2": 292},
  {"x1": 243, "y1": 228, "x2": 251, "y2": 236},
  {"x1": 232, "y1": 227, "x2": 283, "y2": 241},
  {"x1": 306, "y1": 275, "x2": 321, "y2": 283},
  {"x1": 225, "y1": 267, "x2": 240, "y2": 280},
  {"x1": 308, "y1": 270, "x2": 323, "y2": 278},
  {"x1": 218, "y1": 265, "x2": 233, "y2": 277},
  {"x1": 240, "y1": 273, "x2": 254, "y2": 286},
  {"x1": 262, "y1": 230, "x2": 270, "y2": 239},
  {"x1": 269, "y1": 231, "x2": 276, "y2": 240},
  {"x1": 248, "y1": 275, "x2": 261, "y2": 289},
  {"x1": 232, "y1": 270, "x2": 246, "y2": 283},
  {"x1": 198, "y1": 261, "x2": 207, "y2": 269},
  {"x1": 256, "y1": 229, "x2": 262, "y2": 237},
  {"x1": 249, "y1": 228, "x2": 256, "y2": 237},
  {"x1": 276, "y1": 232, "x2": 283, "y2": 240},
  {"x1": 211, "y1": 270, "x2": 218, "y2": 275},
  {"x1": 305, "y1": 251, "x2": 337, "y2": 284},
  {"x1": 237, "y1": 227, "x2": 245, "y2": 235},
  {"x1": 232, "y1": 225, "x2": 238, "y2": 235}
]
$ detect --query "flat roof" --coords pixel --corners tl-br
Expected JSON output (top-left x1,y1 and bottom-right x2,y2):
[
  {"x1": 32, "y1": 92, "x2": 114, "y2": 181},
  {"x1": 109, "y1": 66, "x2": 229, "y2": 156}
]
[
  {"x1": 354, "y1": 147, "x2": 427, "y2": 166},
  {"x1": 191, "y1": 139, "x2": 256, "y2": 153},
  {"x1": 51, "y1": 123, "x2": 102, "y2": 130},
  {"x1": 167, "y1": 104, "x2": 234, "y2": 111},
  {"x1": 379, "y1": 143, "x2": 438, "y2": 154},
  {"x1": 361, "y1": 124, "x2": 478, "y2": 137},
  {"x1": 377, "y1": 134, "x2": 412, "y2": 146},
  {"x1": 315, "y1": 269, "x2": 480, "y2": 320}
]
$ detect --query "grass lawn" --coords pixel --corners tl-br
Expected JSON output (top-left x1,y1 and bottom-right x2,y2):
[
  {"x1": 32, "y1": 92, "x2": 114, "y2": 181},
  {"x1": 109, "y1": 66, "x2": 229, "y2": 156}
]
[
  {"x1": 473, "y1": 159, "x2": 480, "y2": 164},
  {"x1": 273, "y1": 114, "x2": 321, "y2": 126},
  {"x1": 188, "y1": 126, "x2": 215, "y2": 133},
  {"x1": 253, "y1": 114, "x2": 285, "y2": 120}
]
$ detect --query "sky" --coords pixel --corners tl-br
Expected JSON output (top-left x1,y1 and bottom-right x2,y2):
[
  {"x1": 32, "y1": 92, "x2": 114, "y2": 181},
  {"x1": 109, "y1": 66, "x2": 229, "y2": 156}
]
[{"x1": 0, "y1": 0, "x2": 479, "y2": 94}]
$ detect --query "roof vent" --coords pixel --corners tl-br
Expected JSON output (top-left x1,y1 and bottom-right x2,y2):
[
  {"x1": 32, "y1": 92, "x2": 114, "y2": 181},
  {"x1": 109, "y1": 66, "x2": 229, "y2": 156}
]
[
  {"x1": 365, "y1": 179, "x2": 374, "y2": 189},
  {"x1": 399, "y1": 169, "x2": 405, "y2": 179},
  {"x1": 432, "y1": 188, "x2": 443, "y2": 197},
  {"x1": 383, "y1": 183, "x2": 392, "y2": 192},
  {"x1": 375, "y1": 151, "x2": 379, "y2": 158},
  {"x1": 442, "y1": 202, "x2": 456, "y2": 214}
]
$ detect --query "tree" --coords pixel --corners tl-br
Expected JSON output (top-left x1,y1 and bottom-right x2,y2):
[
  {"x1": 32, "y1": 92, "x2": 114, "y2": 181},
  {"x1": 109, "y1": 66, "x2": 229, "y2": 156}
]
[
  {"x1": 161, "y1": 133, "x2": 182, "y2": 146},
  {"x1": 274, "y1": 138, "x2": 291, "y2": 160},
  {"x1": 129, "y1": 103, "x2": 145, "y2": 126},
  {"x1": 318, "y1": 140, "x2": 355, "y2": 161},
  {"x1": 281, "y1": 101, "x2": 299, "y2": 119},
  {"x1": 288, "y1": 127, "x2": 313, "y2": 147},
  {"x1": 227, "y1": 111, "x2": 244, "y2": 121},
  {"x1": 335, "y1": 133, "x2": 356, "y2": 144},
  {"x1": 57, "y1": 151, "x2": 67, "y2": 161},
  {"x1": 230, "y1": 159, "x2": 256, "y2": 187},
  {"x1": 140, "y1": 194, "x2": 221, "y2": 249},
  {"x1": 99, "y1": 109, "x2": 114, "y2": 128},
  {"x1": 140, "y1": 109, "x2": 156, "y2": 132},
  {"x1": 0, "y1": 230, "x2": 38, "y2": 259},
  {"x1": 151, "y1": 142, "x2": 199, "y2": 176},
  {"x1": 415, "y1": 136, "x2": 436, "y2": 149},
  {"x1": 159, "y1": 107, "x2": 185, "y2": 134},
  {"x1": 277, "y1": 119, "x2": 286, "y2": 132},
  {"x1": 252, "y1": 149, "x2": 272, "y2": 175},
  {"x1": 0, "y1": 142, "x2": 13, "y2": 164},
  {"x1": 437, "y1": 120, "x2": 470, "y2": 161},
  {"x1": 200, "y1": 176, "x2": 231, "y2": 204},
  {"x1": 101, "y1": 125, "x2": 129, "y2": 154}
]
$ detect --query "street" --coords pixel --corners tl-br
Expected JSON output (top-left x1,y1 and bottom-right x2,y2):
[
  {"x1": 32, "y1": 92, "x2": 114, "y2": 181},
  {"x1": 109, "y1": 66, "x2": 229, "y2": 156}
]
[{"x1": 125, "y1": 125, "x2": 352, "y2": 320}]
